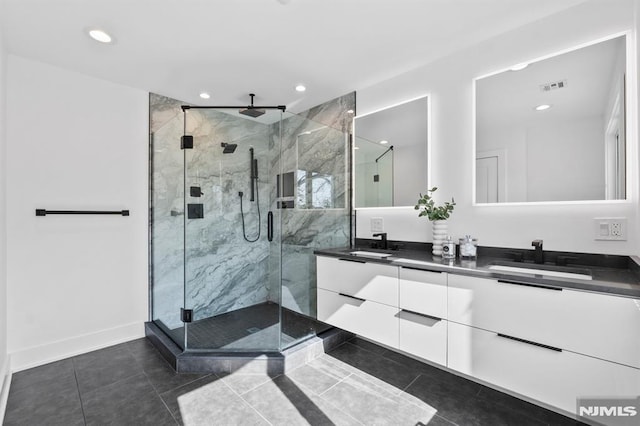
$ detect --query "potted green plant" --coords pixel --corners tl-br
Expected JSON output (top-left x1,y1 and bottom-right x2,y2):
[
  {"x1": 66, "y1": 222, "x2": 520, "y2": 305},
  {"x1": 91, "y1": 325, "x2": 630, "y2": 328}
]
[{"x1": 415, "y1": 187, "x2": 455, "y2": 256}]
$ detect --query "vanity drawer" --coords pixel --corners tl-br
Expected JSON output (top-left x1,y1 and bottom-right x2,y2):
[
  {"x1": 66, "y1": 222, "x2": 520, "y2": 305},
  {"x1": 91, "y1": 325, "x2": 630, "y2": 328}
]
[
  {"x1": 399, "y1": 267, "x2": 447, "y2": 319},
  {"x1": 448, "y1": 322, "x2": 640, "y2": 417},
  {"x1": 447, "y1": 274, "x2": 640, "y2": 368},
  {"x1": 398, "y1": 309, "x2": 447, "y2": 366},
  {"x1": 316, "y1": 256, "x2": 398, "y2": 306},
  {"x1": 317, "y1": 288, "x2": 399, "y2": 348}
]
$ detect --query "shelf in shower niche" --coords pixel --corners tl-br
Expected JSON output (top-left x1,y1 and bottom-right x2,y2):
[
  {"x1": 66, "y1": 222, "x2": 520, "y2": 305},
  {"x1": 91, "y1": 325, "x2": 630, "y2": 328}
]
[{"x1": 35, "y1": 209, "x2": 130, "y2": 216}]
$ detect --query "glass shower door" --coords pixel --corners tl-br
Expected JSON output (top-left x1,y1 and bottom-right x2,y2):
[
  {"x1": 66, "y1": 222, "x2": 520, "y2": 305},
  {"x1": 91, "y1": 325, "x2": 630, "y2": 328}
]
[
  {"x1": 278, "y1": 115, "x2": 350, "y2": 349},
  {"x1": 150, "y1": 111, "x2": 187, "y2": 348},
  {"x1": 183, "y1": 108, "x2": 283, "y2": 351}
]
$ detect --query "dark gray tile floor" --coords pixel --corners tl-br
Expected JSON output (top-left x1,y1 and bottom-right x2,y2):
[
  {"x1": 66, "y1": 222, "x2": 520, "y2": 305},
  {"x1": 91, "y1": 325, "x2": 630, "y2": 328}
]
[{"x1": 3, "y1": 336, "x2": 587, "y2": 425}]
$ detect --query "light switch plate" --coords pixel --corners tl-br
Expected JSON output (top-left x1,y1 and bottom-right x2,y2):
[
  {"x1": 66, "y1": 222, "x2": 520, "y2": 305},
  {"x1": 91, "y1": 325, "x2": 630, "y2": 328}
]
[
  {"x1": 594, "y1": 217, "x2": 627, "y2": 241},
  {"x1": 371, "y1": 217, "x2": 384, "y2": 233}
]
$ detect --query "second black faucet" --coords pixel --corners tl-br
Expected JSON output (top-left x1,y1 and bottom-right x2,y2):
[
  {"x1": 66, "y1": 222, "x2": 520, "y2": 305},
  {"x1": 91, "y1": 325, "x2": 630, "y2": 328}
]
[
  {"x1": 373, "y1": 232, "x2": 388, "y2": 250},
  {"x1": 532, "y1": 239, "x2": 544, "y2": 264}
]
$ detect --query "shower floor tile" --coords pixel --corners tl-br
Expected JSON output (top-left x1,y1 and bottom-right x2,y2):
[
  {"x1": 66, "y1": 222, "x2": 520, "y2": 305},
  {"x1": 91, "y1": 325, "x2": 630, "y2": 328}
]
[
  {"x1": 161, "y1": 301, "x2": 325, "y2": 350},
  {"x1": 3, "y1": 335, "x2": 588, "y2": 426}
]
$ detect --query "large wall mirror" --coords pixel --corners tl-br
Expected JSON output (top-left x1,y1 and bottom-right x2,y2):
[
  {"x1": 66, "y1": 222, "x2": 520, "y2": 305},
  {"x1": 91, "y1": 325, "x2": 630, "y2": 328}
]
[
  {"x1": 475, "y1": 34, "x2": 627, "y2": 204},
  {"x1": 354, "y1": 96, "x2": 429, "y2": 208}
]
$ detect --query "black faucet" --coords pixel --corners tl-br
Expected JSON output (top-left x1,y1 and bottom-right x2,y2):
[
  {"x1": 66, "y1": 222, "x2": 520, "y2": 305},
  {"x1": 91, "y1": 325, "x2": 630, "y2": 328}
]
[
  {"x1": 532, "y1": 239, "x2": 544, "y2": 264},
  {"x1": 373, "y1": 233, "x2": 388, "y2": 250}
]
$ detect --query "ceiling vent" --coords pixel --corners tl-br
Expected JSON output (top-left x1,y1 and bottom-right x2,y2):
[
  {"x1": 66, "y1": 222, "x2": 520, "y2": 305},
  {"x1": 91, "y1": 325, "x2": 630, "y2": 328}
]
[{"x1": 540, "y1": 79, "x2": 568, "y2": 92}]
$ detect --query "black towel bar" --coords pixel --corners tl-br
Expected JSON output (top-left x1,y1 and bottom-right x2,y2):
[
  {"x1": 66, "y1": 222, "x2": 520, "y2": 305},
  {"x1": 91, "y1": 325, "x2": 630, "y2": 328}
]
[{"x1": 35, "y1": 209, "x2": 130, "y2": 216}]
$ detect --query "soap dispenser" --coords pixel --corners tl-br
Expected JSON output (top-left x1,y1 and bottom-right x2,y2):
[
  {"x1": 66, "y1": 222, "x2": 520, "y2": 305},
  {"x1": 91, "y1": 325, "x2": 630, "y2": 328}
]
[{"x1": 442, "y1": 236, "x2": 456, "y2": 259}]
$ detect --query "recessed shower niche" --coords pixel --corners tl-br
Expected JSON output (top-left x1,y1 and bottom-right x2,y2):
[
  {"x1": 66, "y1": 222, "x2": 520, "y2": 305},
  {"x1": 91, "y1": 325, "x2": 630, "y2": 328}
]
[{"x1": 148, "y1": 92, "x2": 354, "y2": 355}]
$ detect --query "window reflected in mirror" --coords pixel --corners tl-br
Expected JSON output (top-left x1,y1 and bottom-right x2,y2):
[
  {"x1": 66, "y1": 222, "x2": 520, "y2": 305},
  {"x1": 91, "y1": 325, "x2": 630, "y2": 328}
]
[{"x1": 475, "y1": 34, "x2": 627, "y2": 203}]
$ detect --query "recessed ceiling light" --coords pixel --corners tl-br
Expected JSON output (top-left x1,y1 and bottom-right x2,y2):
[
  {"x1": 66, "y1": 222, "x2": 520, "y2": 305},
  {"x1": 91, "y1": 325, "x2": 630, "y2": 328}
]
[
  {"x1": 199, "y1": 92, "x2": 211, "y2": 99},
  {"x1": 347, "y1": 110, "x2": 354, "y2": 114},
  {"x1": 535, "y1": 104, "x2": 552, "y2": 111},
  {"x1": 87, "y1": 29, "x2": 113, "y2": 44},
  {"x1": 380, "y1": 140, "x2": 389, "y2": 144},
  {"x1": 295, "y1": 84, "x2": 306, "y2": 92},
  {"x1": 510, "y1": 63, "x2": 529, "y2": 71}
]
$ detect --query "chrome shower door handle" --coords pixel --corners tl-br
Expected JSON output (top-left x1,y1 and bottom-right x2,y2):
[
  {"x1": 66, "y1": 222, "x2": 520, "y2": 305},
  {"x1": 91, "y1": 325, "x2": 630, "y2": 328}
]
[{"x1": 267, "y1": 211, "x2": 273, "y2": 242}]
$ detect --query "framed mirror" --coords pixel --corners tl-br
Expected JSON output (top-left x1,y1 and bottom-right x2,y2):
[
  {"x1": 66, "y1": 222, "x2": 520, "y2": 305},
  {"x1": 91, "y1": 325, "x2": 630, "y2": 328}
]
[
  {"x1": 475, "y1": 34, "x2": 627, "y2": 204},
  {"x1": 354, "y1": 96, "x2": 429, "y2": 208}
]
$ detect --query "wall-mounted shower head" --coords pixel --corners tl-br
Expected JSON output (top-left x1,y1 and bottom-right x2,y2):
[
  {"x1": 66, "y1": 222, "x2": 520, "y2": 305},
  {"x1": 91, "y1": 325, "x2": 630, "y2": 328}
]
[
  {"x1": 239, "y1": 93, "x2": 265, "y2": 118},
  {"x1": 221, "y1": 142, "x2": 237, "y2": 153}
]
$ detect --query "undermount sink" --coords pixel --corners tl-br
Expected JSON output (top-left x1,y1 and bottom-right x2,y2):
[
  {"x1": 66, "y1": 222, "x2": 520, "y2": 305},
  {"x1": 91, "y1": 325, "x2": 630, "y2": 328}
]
[
  {"x1": 349, "y1": 251, "x2": 393, "y2": 258},
  {"x1": 487, "y1": 261, "x2": 592, "y2": 281}
]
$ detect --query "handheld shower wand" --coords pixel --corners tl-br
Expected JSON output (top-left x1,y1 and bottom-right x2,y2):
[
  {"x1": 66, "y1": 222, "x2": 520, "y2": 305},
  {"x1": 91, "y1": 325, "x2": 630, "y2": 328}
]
[
  {"x1": 240, "y1": 148, "x2": 261, "y2": 242},
  {"x1": 250, "y1": 148, "x2": 256, "y2": 202}
]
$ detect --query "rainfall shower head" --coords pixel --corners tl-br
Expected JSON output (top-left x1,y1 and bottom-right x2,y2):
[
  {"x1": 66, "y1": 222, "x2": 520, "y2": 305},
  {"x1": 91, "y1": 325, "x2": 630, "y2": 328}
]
[
  {"x1": 239, "y1": 93, "x2": 265, "y2": 118},
  {"x1": 221, "y1": 142, "x2": 237, "y2": 154},
  {"x1": 239, "y1": 107, "x2": 266, "y2": 118}
]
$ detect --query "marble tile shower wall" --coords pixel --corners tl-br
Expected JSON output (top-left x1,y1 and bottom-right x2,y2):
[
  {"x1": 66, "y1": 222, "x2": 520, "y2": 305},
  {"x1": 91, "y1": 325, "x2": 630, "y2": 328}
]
[
  {"x1": 270, "y1": 93, "x2": 355, "y2": 317},
  {"x1": 150, "y1": 92, "x2": 354, "y2": 331}
]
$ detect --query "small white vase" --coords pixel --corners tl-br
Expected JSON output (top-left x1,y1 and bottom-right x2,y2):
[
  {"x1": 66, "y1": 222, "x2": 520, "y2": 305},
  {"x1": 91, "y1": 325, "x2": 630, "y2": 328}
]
[{"x1": 432, "y1": 220, "x2": 448, "y2": 256}]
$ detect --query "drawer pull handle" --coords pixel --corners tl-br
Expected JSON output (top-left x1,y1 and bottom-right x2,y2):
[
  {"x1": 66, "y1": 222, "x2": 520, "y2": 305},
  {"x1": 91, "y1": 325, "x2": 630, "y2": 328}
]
[
  {"x1": 498, "y1": 279, "x2": 562, "y2": 291},
  {"x1": 401, "y1": 266, "x2": 442, "y2": 273},
  {"x1": 497, "y1": 333, "x2": 562, "y2": 352},
  {"x1": 400, "y1": 309, "x2": 442, "y2": 321},
  {"x1": 338, "y1": 292, "x2": 366, "y2": 302},
  {"x1": 338, "y1": 258, "x2": 367, "y2": 263}
]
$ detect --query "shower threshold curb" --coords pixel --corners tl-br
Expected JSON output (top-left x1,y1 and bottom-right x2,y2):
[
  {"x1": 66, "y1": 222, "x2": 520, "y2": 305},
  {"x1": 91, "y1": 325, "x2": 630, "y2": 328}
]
[{"x1": 144, "y1": 321, "x2": 354, "y2": 374}]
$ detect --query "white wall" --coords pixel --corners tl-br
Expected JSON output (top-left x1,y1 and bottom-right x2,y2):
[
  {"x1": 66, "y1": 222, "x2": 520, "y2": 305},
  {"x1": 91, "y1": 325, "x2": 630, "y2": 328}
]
[
  {"x1": 526, "y1": 117, "x2": 604, "y2": 202},
  {"x1": 0, "y1": 16, "x2": 10, "y2": 418},
  {"x1": 356, "y1": 0, "x2": 639, "y2": 255},
  {"x1": 6, "y1": 55, "x2": 149, "y2": 370}
]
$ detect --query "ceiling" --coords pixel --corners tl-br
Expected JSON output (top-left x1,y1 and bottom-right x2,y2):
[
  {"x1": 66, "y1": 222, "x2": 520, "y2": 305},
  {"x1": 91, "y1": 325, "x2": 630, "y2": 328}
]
[
  {"x1": 1, "y1": 0, "x2": 588, "y2": 113},
  {"x1": 477, "y1": 35, "x2": 625, "y2": 127}
]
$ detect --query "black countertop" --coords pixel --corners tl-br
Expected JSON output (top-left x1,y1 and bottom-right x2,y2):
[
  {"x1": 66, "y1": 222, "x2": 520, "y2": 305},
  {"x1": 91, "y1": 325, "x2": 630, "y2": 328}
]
[{"x1": 314, "y1": 245, "x2": 640, "y2": 298}]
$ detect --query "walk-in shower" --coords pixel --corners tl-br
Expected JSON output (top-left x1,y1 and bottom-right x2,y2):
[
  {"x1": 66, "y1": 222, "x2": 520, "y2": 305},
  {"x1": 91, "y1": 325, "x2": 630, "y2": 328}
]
[{"x1": 149, "y1": 92, "x2": 354, "y2": 355}]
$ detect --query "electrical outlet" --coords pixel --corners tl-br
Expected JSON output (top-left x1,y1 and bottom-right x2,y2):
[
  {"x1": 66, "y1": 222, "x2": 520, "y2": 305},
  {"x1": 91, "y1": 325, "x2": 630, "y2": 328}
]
[
  {"x1": 594, "y1": 217, "x2": 627, "y2": 241},
  {"x1": 611, "y1": 221, "x2": 623, "y2": 237},
  {"x1": 371, "y1": 217, "x2": 384, "y2": 233}
]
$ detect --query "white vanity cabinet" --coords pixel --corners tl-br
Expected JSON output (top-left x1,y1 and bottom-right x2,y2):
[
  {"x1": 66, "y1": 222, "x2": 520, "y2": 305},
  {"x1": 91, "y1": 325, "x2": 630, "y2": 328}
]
[
  {"x1": 447, "y1": 273, "x2": 640, "y2": 421},
  {"x1": 316, "y1": 254, "x2": 640, "y2": 423},
  {"x1": 447, "y1": 274, "x2": 640, "y2": 368},
  {"x1": 398, "y1": 267, "x2": 448, "y2": 366},
  {"x1": 316, "y1": 256, "x2": 400, "y2": 348},
  {"x1": 448, "y1": 322, "x2": 640, "y2": 415},
  {"x1": 316, "y1": 256, "x2": 398, "y2": 305}
]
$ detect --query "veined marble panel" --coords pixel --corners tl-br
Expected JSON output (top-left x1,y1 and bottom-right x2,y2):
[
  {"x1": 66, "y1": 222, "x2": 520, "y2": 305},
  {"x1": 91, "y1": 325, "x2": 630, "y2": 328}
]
[{"x1": 268, "y1": 93, "x2": 355, "y2": 317}]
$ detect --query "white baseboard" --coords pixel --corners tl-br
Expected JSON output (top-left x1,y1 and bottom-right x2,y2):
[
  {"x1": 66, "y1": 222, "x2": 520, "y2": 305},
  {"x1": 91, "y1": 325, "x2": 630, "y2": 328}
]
[
  {"x1": 9, "y1": 322, "x2": 145, "y2": 372},
  {"x1": 0, "y1": 354, "x2": 12, "y2": 424}
]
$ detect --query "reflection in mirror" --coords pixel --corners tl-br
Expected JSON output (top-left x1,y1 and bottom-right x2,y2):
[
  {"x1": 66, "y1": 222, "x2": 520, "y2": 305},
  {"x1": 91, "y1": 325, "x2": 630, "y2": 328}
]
[
  {"x1": 475, "y1": 35, "x2": 626, "y2": 203},
  {"x1": 354, "y1": 96, "x2": 428, "y2": 208},
  {"x1": 354, "y1": 136, "x2": 394, "y2": 207}
]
